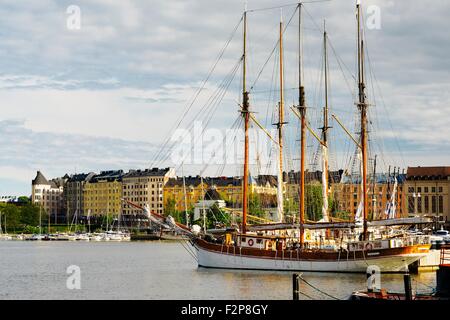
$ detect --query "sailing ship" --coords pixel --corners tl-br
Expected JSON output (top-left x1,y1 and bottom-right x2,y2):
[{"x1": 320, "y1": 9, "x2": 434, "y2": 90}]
[{"x1": 189, "y1": 2, "x2": 431, "y2": 273}]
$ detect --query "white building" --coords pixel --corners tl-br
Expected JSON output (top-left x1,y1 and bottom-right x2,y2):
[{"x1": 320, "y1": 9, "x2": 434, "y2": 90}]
[{"x1": 31, "y1": 171, "x2": 67, "y2": 220}]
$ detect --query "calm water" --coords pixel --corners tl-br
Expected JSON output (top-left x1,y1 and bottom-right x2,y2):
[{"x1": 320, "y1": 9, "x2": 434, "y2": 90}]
[{"x1": 0, "y1": 241, "x2": 436, "y2": 300}]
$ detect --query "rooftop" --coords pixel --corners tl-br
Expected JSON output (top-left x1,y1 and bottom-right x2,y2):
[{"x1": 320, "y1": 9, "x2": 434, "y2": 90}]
[
  {"x1": 123, "y1": 167, "x2": 173, "y2": 178},
  {"x1": 407, "y1": 166, "x2": 450, "y2": 180}
]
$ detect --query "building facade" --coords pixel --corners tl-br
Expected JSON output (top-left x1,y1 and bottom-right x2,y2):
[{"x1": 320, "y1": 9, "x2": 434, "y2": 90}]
[
  {"x1": 405, "y1": 166, "x2": 449, "y2": 226},
  {"x1": 335, "y1": 173, "x2": 407, "y2": 219},
  {"x1": 64, "y1": 172, "x2": 95, "y2": 221},
  {"x1": 122, "y1": 167, "x2": 176, "y2": 215},
  {"x1": 31, "y1": 171, "x2": 68, "y2": 222},
  {"x1": 83, "y1": 170, "x2": 124, "y2": 217}
]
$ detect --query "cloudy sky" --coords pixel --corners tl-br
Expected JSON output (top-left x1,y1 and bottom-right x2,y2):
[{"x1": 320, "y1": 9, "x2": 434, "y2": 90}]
[{"x1": 0, "y1": 0, "x2": 449, "y2": 196}]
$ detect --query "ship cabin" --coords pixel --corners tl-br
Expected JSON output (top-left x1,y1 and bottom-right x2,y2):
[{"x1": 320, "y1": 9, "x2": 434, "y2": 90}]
[{"x1": 225, "y1": 233, "x2": 287, "y2": 251}]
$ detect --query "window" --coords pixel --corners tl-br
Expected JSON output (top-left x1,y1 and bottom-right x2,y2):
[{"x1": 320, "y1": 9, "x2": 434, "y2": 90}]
[
  {"x1": 432, "y1": 187, "x2": 436, "y2": 193},
  {"x1": 439, "y1": 187, "x2": 443, "y2": 193},
  {"x1": 424, "y1": 187, "x2": 428, "y2": 193},
  {"x1": 417, "y1": 187, "x2": 421, "y2": 193},
  {"x1": 408, "y1": 187, "x2": 414, "y2": 193},
  {"x1": 439, "y1": 196, "x2": 443, "y2": 213},
  {"x1": 408, "y1": 196, "x2": 414, "y2": 213},
  {"x1": 241, "y1": 237, "x2": 246, "y2": 243},
  {"x1": 424, "y1": 196, "x2": 429, "y2": 213},
  {"x1": 432, "y1": 196, "x2": 437, "y2": 213}
]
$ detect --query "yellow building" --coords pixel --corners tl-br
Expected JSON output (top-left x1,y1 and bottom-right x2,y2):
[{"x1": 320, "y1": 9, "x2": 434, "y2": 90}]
[
  {"x1": 83, "y1": 170, "x2": 124, "y2": 216},
  {"x1": 335, "y1": 173, "x2": 407, "y2": 219},
  {"x1": 164, "y1": 176, "x2": 208, "y2": 212},
  {"x1": 122, "y1": 167, "x2": 175, "y2": 215}
]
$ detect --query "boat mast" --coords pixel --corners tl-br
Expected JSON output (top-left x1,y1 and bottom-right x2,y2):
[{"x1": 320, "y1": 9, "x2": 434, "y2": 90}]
[
  {"x1": 182, "y1": 165, "x2": 189, "y2": 228},
  {"x1": 276, "y1": 9, "x2": 285, "y2": 223},
  {"x1": 372, "y1": 154, "x2": 377, "y2": 219},
  {"x1": 321, "y1": 21, "x2": 330, "y2": 222},
  {"x1": 357, "y1": 1, "x2": 369, "y2": 240},
  {"x1": 241, "y1": 8, "x2": 250, "y2": 234},
  {"x1": 298, "y1": 3, "x2": 306, "y2": 247},
  {"x1": 201, "y1": 176, "x2": 206, "y2": 232}
]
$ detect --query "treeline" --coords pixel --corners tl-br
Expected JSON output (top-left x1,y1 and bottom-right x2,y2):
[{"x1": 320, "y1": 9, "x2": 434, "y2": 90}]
[{"x1": 0, "y1": 198, "x2": 45, "y2": 234}]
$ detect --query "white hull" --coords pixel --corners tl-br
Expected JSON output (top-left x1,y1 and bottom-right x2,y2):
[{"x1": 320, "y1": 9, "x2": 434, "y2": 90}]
[{"x1": 194, "y1": 244, "x2": 426, "y2": 273}]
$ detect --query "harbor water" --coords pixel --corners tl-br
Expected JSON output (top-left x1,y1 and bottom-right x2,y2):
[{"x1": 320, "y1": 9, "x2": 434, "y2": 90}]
[{"x1": 0, "y1": 241, "x2": 436, "y2": 300}]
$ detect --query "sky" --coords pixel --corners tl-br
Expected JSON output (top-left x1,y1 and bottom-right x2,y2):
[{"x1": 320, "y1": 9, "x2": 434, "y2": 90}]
[{"x1": 0, "y1": 0, "x2": 449, "y2": 196}]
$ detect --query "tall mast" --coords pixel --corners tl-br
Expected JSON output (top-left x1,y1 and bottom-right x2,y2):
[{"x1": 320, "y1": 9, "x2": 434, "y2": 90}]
[
  {"x1": 321, "y1": 21, "x2": 330, "y2": 222},
  {"x1": 241, "y1": 8, "x2": 250, "y2": 234},
  {"x1": 372, "y1": 154, "x2": 377, "y2": 220},
  {"x1": 357, "y1": 1, "x2": 369, "y2": 240},
  {"x1": 182, "y1": 165, "x2": 189, "y2": 227},
  {"x1": 276, "y1": 9, "x2": 285, "y2": 223},
  {"x1": 201, "y1": 176, "x2": 206, "y2": 232},
  {"x1": 298, "y1": 3, "x2": 306, "y2": 247}
]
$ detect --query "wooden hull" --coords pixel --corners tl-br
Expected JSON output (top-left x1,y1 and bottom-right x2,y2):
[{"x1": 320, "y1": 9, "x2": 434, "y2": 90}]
[{"x1": 192, "y1": 239, "x2": 430, "y2": 273}]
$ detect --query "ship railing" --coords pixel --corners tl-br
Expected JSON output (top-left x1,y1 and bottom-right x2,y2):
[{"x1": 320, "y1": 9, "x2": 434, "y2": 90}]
[{"x1": 344, "y1": 235, "x2": 430, "y2": 251}]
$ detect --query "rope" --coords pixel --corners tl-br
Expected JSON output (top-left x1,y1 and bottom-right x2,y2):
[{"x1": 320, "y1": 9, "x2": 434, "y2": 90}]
[
  {"x1": 178, "y1": 239, "x2": 198, "y2": 262},
  {"x1": 299, "y1": 275, "x2": 340, "y2": 300},
  {"x1": 149, "y1": 16, "x2": 243, "y2": 168},
  {"x1": 298, "y1": 291, "x2": 315, "y2": 300}
]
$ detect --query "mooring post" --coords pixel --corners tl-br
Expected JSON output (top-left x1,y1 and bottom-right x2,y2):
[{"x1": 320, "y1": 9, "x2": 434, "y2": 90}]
[
  {"x1": 293, "y1": 273, "x2": 300, "y2": 300},
  {"x1": 404, "y1": 273, "x2": 412, "y2": 300}
]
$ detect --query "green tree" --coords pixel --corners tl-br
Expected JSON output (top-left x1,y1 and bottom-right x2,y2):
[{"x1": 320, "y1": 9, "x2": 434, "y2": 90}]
[
  {"x1": 164, "y1": 198, "x2": 177, "y2": 217},
  {"x1": 305, "y1": 184, "x2": 323, "y2": 221},
  {"x1": 0, "y1": 204, "x2": 21, "y2": 232},
  {"x1": 20, "y1": 203, "x2": 44, "y2": 227},
  {"x1": 249, "y1": 193, "x2": 264, "y2": 217},
  {"x1": 192, "y1": 203, "x2": 230, "y2": 229},
  {"x1": 18, "y1": 196, "x2": 31, "y2": 204}
]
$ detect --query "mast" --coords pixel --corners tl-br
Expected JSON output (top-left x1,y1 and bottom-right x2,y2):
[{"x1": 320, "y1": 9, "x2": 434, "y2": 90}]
[
  {"x1": 276, "y1": 9, "x2": 285, "y2": 223},
  {"x1": 357, "y1": 1, "x2": 369, "y2": 240},
  {"x1": 372, "y1": 155, "x2": 377, "y2": 219},
  {"x1": 298, "y1": 3, "x2": 306, "y2": 247},
  {"x1": 182, "y1": 165, "x2": 189, "y2": 228},
  {"x1": 201, "y1": 176, "x2": 206, "y2": 232},
  {"x1": 241, "y1": 8, "x2": 249, "y2": 234},
  {"x1": 39, "y1": 205, "x2": 42, "y2": 235},
  {"x1": 321, "y1": 21, "x2": 330, "y2": 222}
]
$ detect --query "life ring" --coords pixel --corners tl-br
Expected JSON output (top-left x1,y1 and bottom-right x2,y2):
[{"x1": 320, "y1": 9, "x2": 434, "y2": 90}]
[
  {"x1": 365, "y1": 242, "x2": 373, "y2": 251},
  {"x1": 248, "y1": 239, "x2": 254, "y2": 246}
]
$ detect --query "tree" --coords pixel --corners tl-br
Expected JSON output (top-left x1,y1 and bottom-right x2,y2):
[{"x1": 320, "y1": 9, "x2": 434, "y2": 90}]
[
  {"x1": 164, "y1": 198, "x2": 177, "y2": 217},
  {"x1": 192, "y1": 203, "x2": 230, "y2": 229},
  {"x1": 305, "y1": 184, "x2": 323, "y2": 221},
  {"x1": 18, "y1": 196, "x2": 31, "y2": 204},
  {"x1": 249, "y1": 193, "x2": 264, "y2": 217},
  {"x1": 0, "y1": 204, "x2": 21, "y2": 232},
  {"x1": 20, "y1": 203, "x2": 44, "y2": 227}
]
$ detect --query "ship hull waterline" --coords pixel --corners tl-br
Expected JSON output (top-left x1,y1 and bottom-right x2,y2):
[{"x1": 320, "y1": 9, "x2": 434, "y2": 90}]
[{"x1": 192, "y1": 239, "x2": 430, "y2": 273}]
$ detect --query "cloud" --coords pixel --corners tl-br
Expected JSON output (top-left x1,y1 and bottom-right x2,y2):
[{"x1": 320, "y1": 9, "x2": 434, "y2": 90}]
[
  {"x1": 0, "y1": 119, "x2": 161, "y2": 194},
  {"x1": 0, "y1": 0, "x2": 449, "y2": 194}
]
